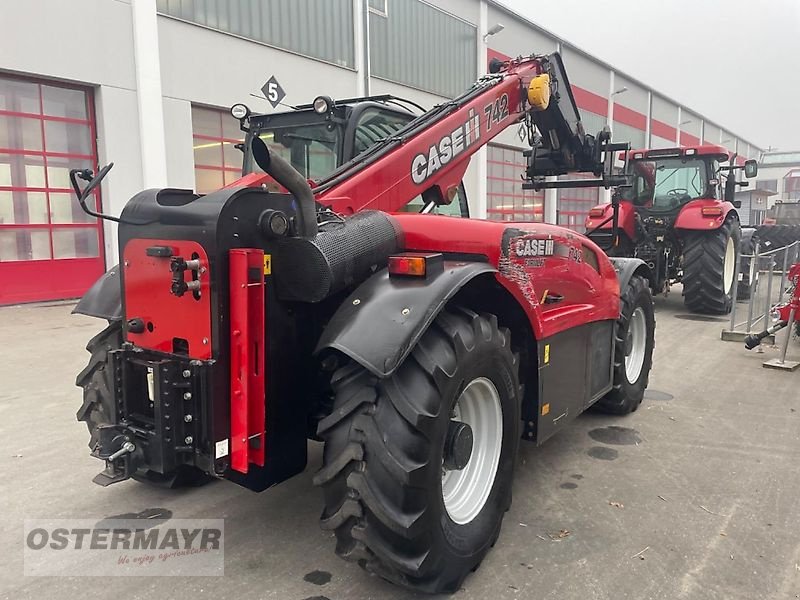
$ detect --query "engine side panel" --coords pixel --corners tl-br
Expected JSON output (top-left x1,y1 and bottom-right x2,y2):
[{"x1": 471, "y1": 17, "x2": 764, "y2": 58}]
[
  {"x1": 535, "y1": 319, "x2": 613, "y2": 445},
  {"x1": 393, "y1": 213, "x2": 620, "y2": 339}
]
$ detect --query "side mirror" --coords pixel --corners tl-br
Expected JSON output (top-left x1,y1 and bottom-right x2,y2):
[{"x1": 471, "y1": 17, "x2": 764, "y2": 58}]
[
  {"x1": 732, "y1": 200, "x2": 742, "y2": 209},
  {"x1": 744, "y1": 159, "x2": 758, "y2": 178}
]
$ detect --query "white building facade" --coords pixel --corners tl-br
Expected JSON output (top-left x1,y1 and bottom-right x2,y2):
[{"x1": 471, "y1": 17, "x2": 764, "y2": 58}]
[{"x1": 0, "y1": 0, "x2": 762, "y2": 304}]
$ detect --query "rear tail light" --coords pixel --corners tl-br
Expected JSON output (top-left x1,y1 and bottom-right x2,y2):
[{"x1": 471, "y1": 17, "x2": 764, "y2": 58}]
[
  {"x1": 388, "y1": 252, "x2": 444, "y2": 278},
  {"x1": 589, "y1": 207, "x2": 606, "y2": 217},
  {"x1": 701, "y1": 206, "x2": 723, "y2": 217}
]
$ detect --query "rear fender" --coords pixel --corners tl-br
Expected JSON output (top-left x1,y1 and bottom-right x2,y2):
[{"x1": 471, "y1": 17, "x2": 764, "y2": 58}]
[
  {"x1": 607, "y1": 257, "x2": 652, "y2": 295},
  {"x1": 72, "y1": 265, "x2": 123, "y2": 321},
  {"x1": 674, "y1": 200, "x2": 738, "y2": 231},
  {"x1": 315, "y1": 261, "x2": 496, "y2": 378},
  {"x1": 584, "y1": 201, "x2": 636, "y2": 241}
]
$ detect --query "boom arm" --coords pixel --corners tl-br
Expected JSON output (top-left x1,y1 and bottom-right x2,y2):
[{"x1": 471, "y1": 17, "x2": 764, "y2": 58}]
[{"x1": 244, "y1": 52, "x2": 628, "y2": 216}]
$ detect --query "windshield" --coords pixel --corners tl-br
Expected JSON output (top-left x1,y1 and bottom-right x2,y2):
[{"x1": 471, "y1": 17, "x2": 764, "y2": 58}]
[
  {"x1": 246, "y1": 122, "x2": 343, "y2": 180},
  {"x1": 624, "y1": 158, "x2": 708, "y2": 210}
]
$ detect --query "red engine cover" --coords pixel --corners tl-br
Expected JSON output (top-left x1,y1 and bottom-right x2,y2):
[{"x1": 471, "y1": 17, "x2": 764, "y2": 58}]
[{"x1": 122, "y1": 238, "x2": 212, "y2": 360}]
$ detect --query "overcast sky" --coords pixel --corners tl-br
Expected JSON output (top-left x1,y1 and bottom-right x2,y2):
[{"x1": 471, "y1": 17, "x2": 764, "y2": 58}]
[{"x1": 500, "y1": 0, "x2": 800, "y2": 152}]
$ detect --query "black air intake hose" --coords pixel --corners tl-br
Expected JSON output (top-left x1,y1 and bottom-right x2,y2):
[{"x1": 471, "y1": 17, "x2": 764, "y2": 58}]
[{"x1": 252, "y1": 137, "x2": 317, "y2": 238}]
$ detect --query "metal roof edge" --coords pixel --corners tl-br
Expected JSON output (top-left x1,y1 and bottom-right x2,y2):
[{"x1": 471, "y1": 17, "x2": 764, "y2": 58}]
[{"x1": 485, "y1": 0, "x2": 765, "y2": 151}]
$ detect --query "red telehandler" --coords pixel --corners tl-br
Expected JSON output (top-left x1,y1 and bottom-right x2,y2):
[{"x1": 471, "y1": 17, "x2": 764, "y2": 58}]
[
  {"x1": 70, "y1": 52, "x2": 654, "y2": 593},
  {"x1": 583, "y1": 146, "x2": 758, "y2": 313}
]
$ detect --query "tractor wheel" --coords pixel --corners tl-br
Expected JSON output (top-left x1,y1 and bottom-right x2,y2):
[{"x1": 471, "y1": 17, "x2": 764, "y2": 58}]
[
  {"x1": 593, "y1": 275, "x2": 655, "y2": 415},
  {"x1": 76, "y1": 323, "x2": 210, "y2": 488},
  {"x1": 314, "y1": 308, "x2": 520, "y2": 594},
  {"x1": 682, "y1": 217, "x2": 741, "y2": 314}
]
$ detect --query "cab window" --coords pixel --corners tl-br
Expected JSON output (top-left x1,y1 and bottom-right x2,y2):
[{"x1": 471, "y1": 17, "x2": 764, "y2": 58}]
[
  {"x1": 396, "y1": 185, "x2": 470, "y2": 218},
  {"x1": 353, "y1": 108, "x2": 413, "y2": 155}
]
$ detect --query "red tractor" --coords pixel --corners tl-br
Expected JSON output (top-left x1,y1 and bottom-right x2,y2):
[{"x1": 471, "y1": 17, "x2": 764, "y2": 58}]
[
  {"x1": 70, "y1": 53, "x2": 655, "y2": 593},
  {"x1": 584, "y1": 146, "x2": 758, "y2": 314}
]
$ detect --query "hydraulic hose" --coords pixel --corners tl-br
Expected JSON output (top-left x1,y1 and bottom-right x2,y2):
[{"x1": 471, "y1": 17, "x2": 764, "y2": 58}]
[{"x1": 743, "y1": 320, "x2": 787, "y2": 350}]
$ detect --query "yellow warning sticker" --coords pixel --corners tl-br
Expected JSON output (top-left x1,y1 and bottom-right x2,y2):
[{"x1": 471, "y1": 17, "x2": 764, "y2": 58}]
[
  {"x1": 263, "y1": 254, "x2": 272, "y2": 275},
  {"x1": 544, "y1": 343, "x2": 550, "y2": 364},
  {"x1": 542, "y1": 403, "x2": 550, "y2": 416}
]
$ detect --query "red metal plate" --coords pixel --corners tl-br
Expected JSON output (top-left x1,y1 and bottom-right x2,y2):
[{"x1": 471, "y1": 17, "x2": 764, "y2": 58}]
[
  {"x1": 229, "y1": 249, "x2": 266, "y2": 473},
  {"x1": 122, "y1": 238, "x2": 212, "y2": 360}
]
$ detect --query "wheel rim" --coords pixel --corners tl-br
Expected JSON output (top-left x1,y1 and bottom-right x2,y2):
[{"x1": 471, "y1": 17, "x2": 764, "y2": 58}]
[
  {"x1": 723, "y1": 236, "x2": 735, "y2": 294},
  {"x1": 625, "y1": 307, "x2": 647, "y2": 384},
  {"x1": 441, "y1": 377, "x2": 503, "y2": 525}
]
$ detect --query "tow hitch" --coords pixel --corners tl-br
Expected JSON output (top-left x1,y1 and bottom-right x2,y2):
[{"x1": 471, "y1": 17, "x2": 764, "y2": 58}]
[{"x1": 91, "y1": 425, "x2": 139, "y2": 486}]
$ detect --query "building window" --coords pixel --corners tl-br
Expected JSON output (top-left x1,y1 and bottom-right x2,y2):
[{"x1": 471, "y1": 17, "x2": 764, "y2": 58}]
[
  {"x1": 487, "y1": 144, "x2": 543, "y2": 222},
  {"x1": 0, "y1": 74, "x2": 106, "y2": 304},
  {"x1": 0, "y1": 76, "x2": 101, "y2": 262},
  {"x1": 755, "y1": 179, "x2": 778, "y2": 192},
  {"x1": 368, "y1": 0, "x2": 388, "y2": 17},
  {"x1": 786, "y1": 172, "x2": 800, "y2": 200},
  {"x1": 557, "y1": 173, "x2": 599, "y2": 233},
  {"x1": 191, "y1": 105, "x2": 244, "y2": 194}
]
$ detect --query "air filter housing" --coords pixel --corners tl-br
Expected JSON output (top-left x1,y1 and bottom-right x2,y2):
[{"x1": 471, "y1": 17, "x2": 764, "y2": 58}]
[{"x1": 273, "y1": 210, "x2": 403, "y2": 302}]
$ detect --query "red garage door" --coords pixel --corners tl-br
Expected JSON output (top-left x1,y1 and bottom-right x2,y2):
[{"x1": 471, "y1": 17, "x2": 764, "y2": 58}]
[
  {"x1": 487, "y1": 144, "x2": 544, "y2": 222},
  {"x1": 0, "y1": 76, "x2": 104, "y2": 305}
]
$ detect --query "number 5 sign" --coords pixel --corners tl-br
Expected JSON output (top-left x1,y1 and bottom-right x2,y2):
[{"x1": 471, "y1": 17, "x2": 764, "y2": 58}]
[{"x1": 260, "y1": 75, "x2": 286, "y2": 109}]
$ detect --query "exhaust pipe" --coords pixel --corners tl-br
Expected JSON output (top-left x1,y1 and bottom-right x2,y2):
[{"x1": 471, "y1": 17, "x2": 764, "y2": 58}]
[{"x1": 251, "y1": 136, "x2": 318, "y2": 239}]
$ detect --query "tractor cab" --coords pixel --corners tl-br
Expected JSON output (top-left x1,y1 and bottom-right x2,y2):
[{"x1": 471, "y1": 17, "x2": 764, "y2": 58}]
[
  {"x1": 586, "y1": 145, "x2": 758, "y2": 312},
  {"x1": 229, "y1": 95, "x2": 469, "y2": 217},
  {"x1": 620, "y1": 146, "x2": 754, "y2": 214},
  {"x1": 230, "y1": 96, "x2": 418, "y2": 180}
]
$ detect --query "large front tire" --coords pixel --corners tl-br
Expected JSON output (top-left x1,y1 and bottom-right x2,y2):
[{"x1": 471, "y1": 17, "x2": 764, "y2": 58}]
[
  {"x1": 593, "y1": 275, "x2": 655, "y2": 415},
  {"x1": 682, "y1": 217, "x2": 741, "y2": 314},
  {"x1": 75, "y1": 323, "x2": 209, "y2": 488},
  {"x1": 314, "y1": 308, "x2": 520, "y2": 594}
]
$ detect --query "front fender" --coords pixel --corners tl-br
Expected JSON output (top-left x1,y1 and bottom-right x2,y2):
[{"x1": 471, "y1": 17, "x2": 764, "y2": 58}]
[
  {"x1": 315, "y1": 261, "x2": 496, "y2": 378},
  {"x1": 72, "y1": 265, "x2": 123, "y2": 321},
  {"x1": 674, "y1": 200, "x2": 738, "y2": 230},
  {"x1": 584, "y1": 201, "x2": 637, "y2": 241},
  {"x1": 607, "y1": 257, "x2": 652, "y2": 294}
]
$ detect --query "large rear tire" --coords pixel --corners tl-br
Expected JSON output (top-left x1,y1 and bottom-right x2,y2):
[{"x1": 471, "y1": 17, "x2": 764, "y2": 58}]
[
  {"x1": 593, "y1": 275, "x2": 655, "y2": 415},
  {"x1": 314, "y1": 308, "x2": 520, "y2": 594},
  {"x1": 76, "y1": 323, "x2": 210, "y2": 488},
  {"x1": 682, "y1": 217, "x2": 741, "y2": 314}
]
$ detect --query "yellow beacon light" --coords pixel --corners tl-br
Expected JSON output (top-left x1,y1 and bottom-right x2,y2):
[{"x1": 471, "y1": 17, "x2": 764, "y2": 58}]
[{"x1": 528, "y1": 73, "x2": 551, "y2": 111}]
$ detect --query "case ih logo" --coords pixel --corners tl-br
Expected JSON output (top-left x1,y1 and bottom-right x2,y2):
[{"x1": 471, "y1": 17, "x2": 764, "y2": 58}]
[
  {"x1": 411, "y1": 108, "x2": 481, "y2": 185},
  {"x1": 514, "y1": 237, "x2": 554, "y2": 257},
  {"x1": 410, "y1": 93, "x2": 511, "y2": 186}
]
